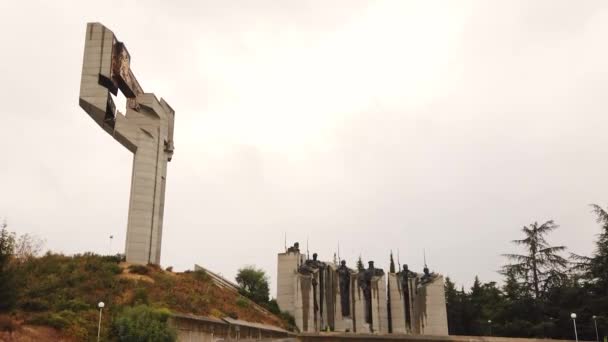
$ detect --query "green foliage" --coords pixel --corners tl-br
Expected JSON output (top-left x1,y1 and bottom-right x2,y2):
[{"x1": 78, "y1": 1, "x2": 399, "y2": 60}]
[
  {"x1": 236, "y1": 265, "x2": 270, "y2": 304},
  {"x1": 111, "y1": 305, "x2": 177, "y2": 342},
  {"x1": 356, "y1": 256, "x2": 364, "y2": 272},
  {"x1": 265, "y1": 298, "x2": 281, "y2": 315},
  {"x1": 128, "y1": 264, "x2": 150, "y2": 275},
  {"x1": 236, "y1": 297, "x2": 249, "y2": 308},
  {"x1": 0, "y1": 221, "x2": 16, "y2": 311},
  {"x1": 20, "y1": 298, "x2": 50, "y2": 312},
  {"x1": 502, "y1": 220, "x2": 567, "y2": 299},
  {"x1": 132, "y1": 287, "x2": 149, "y2": 305},
  {"x1": 279, "y1": 311, "x2": 296, "y2": 331},
  {"x1": 389, "y1": 251, "x2": 396, "y2": 273},
  {"x1": 193, "y1": 269, "x2": 211, "y2": 282}
]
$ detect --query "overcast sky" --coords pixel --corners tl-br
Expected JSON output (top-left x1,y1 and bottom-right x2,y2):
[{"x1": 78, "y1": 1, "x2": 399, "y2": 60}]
[{"x1": 2, "y1": 0, "x2": 608, "y2": 296}]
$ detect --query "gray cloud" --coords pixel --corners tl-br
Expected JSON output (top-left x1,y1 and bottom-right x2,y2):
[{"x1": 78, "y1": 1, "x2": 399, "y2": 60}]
[{"x1": 1, "y1": 0, "x2": 608, "y2": 296}]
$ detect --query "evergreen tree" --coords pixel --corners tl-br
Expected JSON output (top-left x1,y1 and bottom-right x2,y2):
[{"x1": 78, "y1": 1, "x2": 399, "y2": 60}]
[
  {"x1": 503, "y1": 220, "x2": 567, "y2": 299},
  {"x1": 583, "y1": 204, "x2": 608, "y2": 295},
  {"x1": 389, "y1": 251, "x2": 396, "y2": 273},
  {"x1": 0, "y1": 221, "x2": 16, "y2": 311},
  {"x1": 356, "y1": 256, "x2": 364, "y2": 272}
]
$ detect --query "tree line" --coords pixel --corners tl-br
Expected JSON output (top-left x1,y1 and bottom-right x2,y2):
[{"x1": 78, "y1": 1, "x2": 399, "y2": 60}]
[{"x1": 443, "y1": 204, "x2": 608, "y2": 340}]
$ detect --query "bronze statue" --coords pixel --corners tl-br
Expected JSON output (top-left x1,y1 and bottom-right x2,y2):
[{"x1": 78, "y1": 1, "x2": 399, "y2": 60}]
[
  {"x1": 337, "y1": 260, "x2": 351, "y2": 317},
  {"x1": 420, "y1": 264, "x2": 436, "y2": 285},
  {"x1": 287, "y1": 242, "x2": 300, "y2": 253},
  {"x1": 400, "y1": 264, "x2": 415, "y2": 331},
  {"x1": 358, "y1": 261, "x2": 385, "y2": 331}
]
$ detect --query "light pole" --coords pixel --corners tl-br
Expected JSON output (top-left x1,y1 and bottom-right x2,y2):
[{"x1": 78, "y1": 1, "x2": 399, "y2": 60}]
[
  {"x1": 488, "y1": 320, "x2": 492, "y2": 336},
  {"x1": 97, "y1": 301, "x2": 105, "y2": 342},
  {"x1": 109, "y1": 235, "x2": 113, "y2": 255},
  {"x1": 571, "y1": 313, "x2": 578, "y2": 342},
  {"x1": 593, "y1": 315, "x2": 599, "y2": 342}
]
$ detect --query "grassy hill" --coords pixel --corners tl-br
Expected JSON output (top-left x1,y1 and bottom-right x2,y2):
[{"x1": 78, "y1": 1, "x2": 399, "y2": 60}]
[{"x1": 0, "y1": 253, "x2": 289, "y2": 340}]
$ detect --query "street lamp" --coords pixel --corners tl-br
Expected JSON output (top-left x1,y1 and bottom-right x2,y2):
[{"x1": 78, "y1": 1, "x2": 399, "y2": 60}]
[
  {"x1": 488, "y1": 320, "x2": 492, "y2": 336},
  {"x1": 593, "y1": 315, "x2": 599, "y2": 342},
  {"x1": 571, "y1": 313, "x2": 578, "y2": 342},
  {"x1": 109, "y1": 235, "x2": 113, "y2": 255},
  {"x1": 97, "y1": 302, "x2": 105, "y2": 342}
]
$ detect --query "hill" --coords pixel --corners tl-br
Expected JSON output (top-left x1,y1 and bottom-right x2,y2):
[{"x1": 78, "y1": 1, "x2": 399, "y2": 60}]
[{"x1": 0, "y1": 253, "x2": 289, "y2": 340}]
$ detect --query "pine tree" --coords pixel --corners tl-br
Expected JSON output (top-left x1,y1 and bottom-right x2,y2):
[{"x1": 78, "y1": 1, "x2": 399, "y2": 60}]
[
  {"x1": 0, "y1": 221, "x2": 16, "y2": 311},
  {"x1": 389, "y1": 251, "x2": 396, "y2": 273},
  {"x1": 503, "y1": 220, "x2": 567, "y2": 299},
  {"x1": 356, "y1": 256, "x2": 364, "y2": 272}
]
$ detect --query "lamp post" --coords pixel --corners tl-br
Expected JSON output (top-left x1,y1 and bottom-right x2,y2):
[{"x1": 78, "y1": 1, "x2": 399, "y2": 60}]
[
  {"x1": 593, "y1": 315, "x2": 599, "y2": 342},
  {"x1": 97, "y1": 301, "x2": 105, "y2": 342},
  {"x1": 109, "y1": 235, "x2": 113, "y2": 255},
  {"x1": 571, "y1": 313, "x2": 578, "y2": 342},
  {"x1": 488, "y1": 320, "x2": 492, "y2": 336}
]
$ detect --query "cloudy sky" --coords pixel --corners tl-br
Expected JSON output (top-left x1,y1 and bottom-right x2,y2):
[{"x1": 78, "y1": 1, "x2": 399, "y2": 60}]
[{"x1": 2, "y1": 0, "x2": 608, "y2": 296}]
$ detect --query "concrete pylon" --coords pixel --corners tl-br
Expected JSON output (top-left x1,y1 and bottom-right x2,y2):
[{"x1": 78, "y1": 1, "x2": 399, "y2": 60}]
[{"x1": 78, "y1": 23, "x2": 175, "y2": 265}]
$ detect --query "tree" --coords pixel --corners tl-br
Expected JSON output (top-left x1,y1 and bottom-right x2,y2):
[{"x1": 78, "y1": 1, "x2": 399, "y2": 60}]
[
  {"x1": 0, "y1": 221, "x2": 16, "y2": 311},
  {"x1": 503, "y1": 220, "x2": 567, "y2": 299},
  {"x1": 356, "y1": 256, "x2": 364, "y2": 272},
  {"x1": 236, "y1": 266, "x2": 270, "y2": 304},
  {"x1": 14, "y1": 233, "x2": 45, "y2": 261},
  {"x1": 389, "y1": 251, "x2": 396, "y2": 273},
  {"x1": 112, "y1": 305, "x2": 177, "y2": 342},
  {"x1": 445, "y1": 277, "x2": 464, "y2": 335},
  {"x1": 577, "y1": 204, "x2": 608, "y2": 295},
  {"x1": 0, "y1": 221, "x2": 15, "y2": 267}
]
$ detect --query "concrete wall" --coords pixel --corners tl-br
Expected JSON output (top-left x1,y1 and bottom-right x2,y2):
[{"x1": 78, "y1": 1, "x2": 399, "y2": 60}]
[
  {"x1": 277, "y1": 251, "x2": 305, "y2": 316},
  {"x1": 413, "y1": 276, "x2": 448, "y2": 336},
  {"x1": 79, "y1": 22, "x2": 175, "y2": 265},
  {"x1": 294, "y1": 273, "x2": 316, "y2": 333},
  {"x1": 297, "y1": 333, "x2": 582, "y2": 342}
]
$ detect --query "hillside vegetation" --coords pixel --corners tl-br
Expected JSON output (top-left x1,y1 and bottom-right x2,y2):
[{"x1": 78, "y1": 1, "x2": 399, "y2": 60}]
[{"x1": 0, "y1": 252, "x2": 288, "y2": 340}]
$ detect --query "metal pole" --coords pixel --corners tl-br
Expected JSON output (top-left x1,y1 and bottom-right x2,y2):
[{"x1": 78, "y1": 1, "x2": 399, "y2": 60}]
[
  {"x1": 97, "y1": 308, "x2": 103, "y2": 341},
  {"x1": 593, "y1": 317, "x2": 599, "y2": 342},
  {"x1": 573, "y1": 318, "x2": 579, "y2": 342}
]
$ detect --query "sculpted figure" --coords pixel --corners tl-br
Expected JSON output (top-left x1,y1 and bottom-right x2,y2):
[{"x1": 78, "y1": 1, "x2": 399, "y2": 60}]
[
  {"x1": 400, "y1": 264, "x2": 415, "y2": 331},
  {"x1": 287, "y1": 242, "x2": 300, "y2": 253},
  {"x1": 420, "y1": 265, "x2": 436, "y2": 285},
  {"x1": 358, "y1": 261, "x2": 384, "y2": 329},
  {"x1": 337, "y1": 260, "x2": 351, "y2": 317}
]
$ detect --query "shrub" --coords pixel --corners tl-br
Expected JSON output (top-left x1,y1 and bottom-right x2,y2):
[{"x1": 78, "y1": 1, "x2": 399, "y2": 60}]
[
  {"x1": 20, "y1": 298, "x2": 50, "y2": 312},
  {"x1": 265, "y1": 298, "x2": 280, "y2": 315},
  {"x1": 193, "y1": 269, "x2": 210, "y2": 282},
  {"x1": 111, "y1": 305, "x2": 177, "y2": 342},
  {"x1": 27, "y1": 312, "x2": 71, "y2": 329},
  {"x1": 227, "y1": 311, "x2": 238, "y2": 319},
  {"x1": 128, "y1": 264, "x2": 149, "y2": 275},
  {"x1": 236, "y1": 297, "x2": 249, "y2": 308},
  {"x1": 165, "y1": 266, "x2": 173, "y2": 272},
  {"x1": 131, "y1": 287, "x2": 149, "y2": 305},
  {"x1": 57, "y1": 299, "x2": 90, "y2": 312}
]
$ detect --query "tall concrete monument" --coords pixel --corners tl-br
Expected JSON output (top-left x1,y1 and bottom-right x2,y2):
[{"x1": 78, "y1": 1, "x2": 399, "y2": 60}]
[{"x1": 78, "y1": 23, "x2": 175, "y2": 265}]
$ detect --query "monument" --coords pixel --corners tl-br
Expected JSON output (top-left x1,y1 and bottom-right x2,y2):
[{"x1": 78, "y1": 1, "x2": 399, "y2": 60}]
[
  {"x1": 78, "y1": 23, "x2": 175, "y2": 265},
  {"x1": 277, "y1": 243, "x2": 448, "y2": 335}
]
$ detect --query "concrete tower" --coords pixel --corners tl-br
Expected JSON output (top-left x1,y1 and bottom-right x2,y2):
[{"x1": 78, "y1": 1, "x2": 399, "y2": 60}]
[{"x1": 78, "y1": 23, "x2": 175, "y2": 265}]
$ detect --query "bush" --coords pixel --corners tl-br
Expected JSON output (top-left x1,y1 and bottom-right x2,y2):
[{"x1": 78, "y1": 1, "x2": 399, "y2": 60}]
[
  {"x1": 236, "y1": 297, "x2": 249, "y2": 308},
  {"x1": 112, "y1": 305, "x2": 177, "y2": 342},
  {"x1": 131, "y1": 287, "x2": 149, "y2": 305},
  {"x1": 265, "y1": 298, "x2": 280, "y2": 315},
  {"x1": 193, "y1": 269, "x2": 210, "y2": 282},
  {"x1": 57, "y1": 299, "x2": 90, "y2": 312},
  {"x1": 128, "y1": 264, "x2": 149, "y2": 275},
  {"x1": 27, "y1": 312, "x2": 71, "y2": 329},
  {"x1": 20, "y1": 298, "x2": 50, "y2": 312}
]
